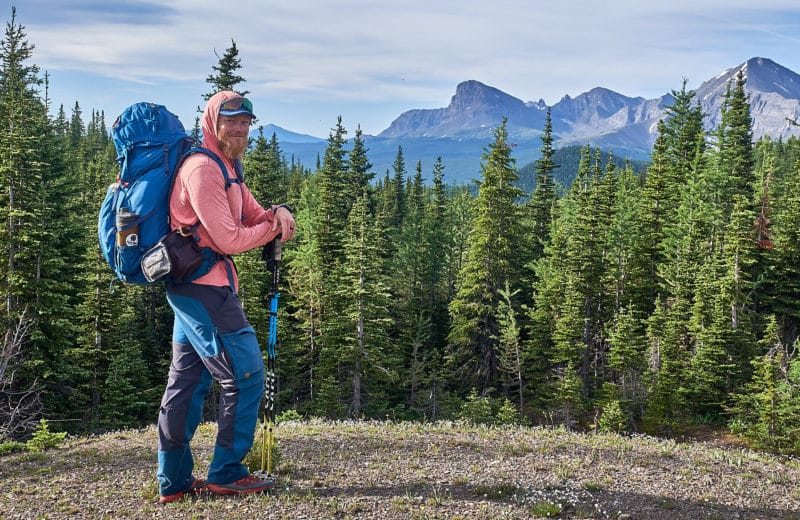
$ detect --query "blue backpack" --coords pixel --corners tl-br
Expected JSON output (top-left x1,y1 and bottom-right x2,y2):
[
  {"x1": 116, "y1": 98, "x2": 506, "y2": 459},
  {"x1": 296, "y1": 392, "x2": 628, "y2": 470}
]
[{"x1": 98, "y1": 102, "x2": 236, "y2": 285}]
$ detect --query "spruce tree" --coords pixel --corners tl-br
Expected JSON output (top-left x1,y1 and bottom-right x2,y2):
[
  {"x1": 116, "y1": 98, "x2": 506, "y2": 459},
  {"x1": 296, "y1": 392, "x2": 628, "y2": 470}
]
[
  {"x1": 446, "y1": 119, "x2": 524, "y2": 395},
  {"x1": 0, "y1": 7, "x2": 42, "y2": 314},
  {"x1": 315, "y1": 116, "x2": 349, "y2": 269},
  {"x1": 244, "y1": 129, "x2": 286, "y2": 204},
  {"x1": 395, "y1": 161, "x2": 429, "y2": 412},
  {"x1": 636, "y1": 126, "x2": 670, "y2": 295},
  {"x1": 0, "y1": 9, "x2": 60, "y2": 429},
  {"x1": 526, "y1": 106, "x2": 558, "y2": 262},
  {"x1": 762, "y1": 152, "x2": 800, "y2": 346},
  {"x1": 553, "y1": 147, "x2": 608, "y2": 395},
  {"x1": 716, "y1": 71, "x2": 755, "y2": 207},
  {"x1": 283, "y1": 176, "x2": 323, "y2": 411},
  {"x1": 334, "y1": 192, "x2": 393, "y2": 417},
  {"x1": 681, "y1": 71, "x2": 758, "y2": 417},
  {"x1": 495, "y1": 282, "x2": 524, "y2": 413},
  {"x1": 346, "y1": 125, "x2": 374, "y2": 204},
  {"x1": 203, "y1": 39, "x2": 248, "y2": 98},
  {"x1": 662, "y1": 80, "x2": 704, "y2": 188},
  {"x1": 425, "y1": 157, "x2": 451, "y2": 346},
  {"x1": 389, "y1": 146, "x2": 407, "y2": 231},
  {"x1": 311, "y1": 117, "x2": 352, "y2": 414},
  {"x1": 607, "y1": 304, "x2": 647, "y2": 417},
  {"x1": 729, "y1": 316, "x2": 800, "y2": 453}
]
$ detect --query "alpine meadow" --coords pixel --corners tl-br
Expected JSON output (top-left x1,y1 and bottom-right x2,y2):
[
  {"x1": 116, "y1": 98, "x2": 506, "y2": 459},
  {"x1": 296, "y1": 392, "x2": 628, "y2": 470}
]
[{"x1": 5, "y1": 6, "x2": 800, "y2": 464}]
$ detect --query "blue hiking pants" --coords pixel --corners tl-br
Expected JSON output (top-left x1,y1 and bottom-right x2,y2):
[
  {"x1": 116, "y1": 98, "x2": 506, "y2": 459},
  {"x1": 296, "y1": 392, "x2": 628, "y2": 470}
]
[{"x1": 157, "y1": 283, "x2": 265, "y2": 496}]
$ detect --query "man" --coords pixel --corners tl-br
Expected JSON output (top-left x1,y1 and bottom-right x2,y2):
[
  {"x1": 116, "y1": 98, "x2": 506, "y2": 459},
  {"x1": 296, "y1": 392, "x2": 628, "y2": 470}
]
[{"x1": 156, "y1": 91, "x2": 296, "y2": 503}]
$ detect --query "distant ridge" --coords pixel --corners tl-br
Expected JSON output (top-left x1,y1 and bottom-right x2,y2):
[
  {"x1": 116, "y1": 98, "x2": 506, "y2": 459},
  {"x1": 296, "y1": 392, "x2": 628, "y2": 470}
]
[
  {"x1": 254, "y1": 123, "x2": 324, "y2": 144},
  {"x1": 275, "y1": 57, "x2": 800, "y2": 184},
  {"x1": 379, "y1": 80, "x2": 545, "y2": 139},
  {"x1": 377, "y1": 57, "x2": 800, "y2": 156}
]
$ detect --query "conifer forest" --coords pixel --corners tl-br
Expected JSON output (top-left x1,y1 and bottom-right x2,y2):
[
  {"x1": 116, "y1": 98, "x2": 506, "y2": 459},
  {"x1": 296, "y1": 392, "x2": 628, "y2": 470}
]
[{"x1": 3, "y1": 11, "x2": 800, "y2": 455}]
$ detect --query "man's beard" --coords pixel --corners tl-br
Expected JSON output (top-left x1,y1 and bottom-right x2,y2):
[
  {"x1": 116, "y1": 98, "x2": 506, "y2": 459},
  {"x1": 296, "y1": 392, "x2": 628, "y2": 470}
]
[{"x1": 218, "y1": 135, "x2": 248, "y2": 159}]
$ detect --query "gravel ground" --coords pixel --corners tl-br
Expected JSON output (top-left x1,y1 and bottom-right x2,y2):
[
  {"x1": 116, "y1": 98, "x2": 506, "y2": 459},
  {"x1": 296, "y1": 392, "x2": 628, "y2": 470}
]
[{"x1": 1, "y1": 420, "x2": 799, "y2": 519}]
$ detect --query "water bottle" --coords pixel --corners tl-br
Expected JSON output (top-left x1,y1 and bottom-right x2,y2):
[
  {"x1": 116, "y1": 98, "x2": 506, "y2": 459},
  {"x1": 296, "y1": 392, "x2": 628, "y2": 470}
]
[{"x1": 116, "y1": 209, "x2": 139, "y2": 247}]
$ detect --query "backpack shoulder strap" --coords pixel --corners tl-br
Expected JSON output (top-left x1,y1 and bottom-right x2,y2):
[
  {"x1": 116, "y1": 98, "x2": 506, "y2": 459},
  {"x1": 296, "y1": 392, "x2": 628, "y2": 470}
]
[{"x1": 181, "y1": 147, "x2": 240, "y2": 190}]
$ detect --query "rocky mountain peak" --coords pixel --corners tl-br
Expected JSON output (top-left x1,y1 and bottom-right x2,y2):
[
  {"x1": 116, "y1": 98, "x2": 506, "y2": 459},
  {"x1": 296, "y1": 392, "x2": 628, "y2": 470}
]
[
  {"x1": 378, "y1": 56, "x2": 800, "y2": 156},
  {"x1": 379, "y1": 80, "x2": 544, "y2": 138},
  {"x1": 695, "y1": 57, "x2": 800, "y2": 137},
  {"x1": 448, "y1": 80, "x2": 525, "y2": 111}
]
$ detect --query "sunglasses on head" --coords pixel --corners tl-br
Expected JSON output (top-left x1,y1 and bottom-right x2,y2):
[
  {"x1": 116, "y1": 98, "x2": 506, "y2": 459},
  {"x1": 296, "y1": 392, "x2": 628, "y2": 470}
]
[{"x1": 219, "y1": 97, "x2": 254, "y2": 115}]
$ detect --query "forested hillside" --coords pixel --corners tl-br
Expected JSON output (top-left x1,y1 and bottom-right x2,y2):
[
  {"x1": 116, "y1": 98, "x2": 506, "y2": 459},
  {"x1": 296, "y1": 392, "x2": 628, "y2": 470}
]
[{"x1": 2, "y1": 11, "x2": 800, "y2": 457}]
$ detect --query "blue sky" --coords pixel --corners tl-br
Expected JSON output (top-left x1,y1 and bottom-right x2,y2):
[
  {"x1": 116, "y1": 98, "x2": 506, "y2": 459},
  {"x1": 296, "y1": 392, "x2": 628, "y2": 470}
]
[{"x1": 12, "y1": 0, "x2": 800, "y2": 138}]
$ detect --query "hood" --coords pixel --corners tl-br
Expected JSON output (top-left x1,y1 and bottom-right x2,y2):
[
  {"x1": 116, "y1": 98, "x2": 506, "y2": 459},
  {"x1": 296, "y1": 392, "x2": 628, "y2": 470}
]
[{"x1": 201, "y1": 90, "x2": 244, "y2": 159}]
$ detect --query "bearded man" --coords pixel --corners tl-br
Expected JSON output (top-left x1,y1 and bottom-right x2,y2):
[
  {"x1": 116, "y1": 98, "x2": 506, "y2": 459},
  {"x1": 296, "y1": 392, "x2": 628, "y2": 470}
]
[{"x1": 155, "y1": 91, "x2": 295, "y2": 503}]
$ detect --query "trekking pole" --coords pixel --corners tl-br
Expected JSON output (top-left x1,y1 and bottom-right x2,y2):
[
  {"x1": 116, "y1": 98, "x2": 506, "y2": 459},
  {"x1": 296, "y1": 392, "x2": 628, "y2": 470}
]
[{"x1": 260, "y1": 235, "x2": 281, "y2": 476}]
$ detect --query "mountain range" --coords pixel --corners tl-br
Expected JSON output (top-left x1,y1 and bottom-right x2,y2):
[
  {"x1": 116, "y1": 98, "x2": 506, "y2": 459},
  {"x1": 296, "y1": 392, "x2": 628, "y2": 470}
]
[{"x1": 273, "y1": 57, "x2": 800, "y2": 185}]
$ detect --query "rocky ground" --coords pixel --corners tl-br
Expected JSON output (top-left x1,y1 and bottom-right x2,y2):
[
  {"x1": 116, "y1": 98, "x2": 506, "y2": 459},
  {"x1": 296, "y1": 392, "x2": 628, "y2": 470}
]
[{"x1": 1, "y1": 420, "x2": 799, "y2": 519}]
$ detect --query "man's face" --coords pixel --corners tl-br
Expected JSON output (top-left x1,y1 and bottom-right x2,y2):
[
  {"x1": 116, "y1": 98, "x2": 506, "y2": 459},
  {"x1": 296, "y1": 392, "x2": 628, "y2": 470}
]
[{"x1": 217, "y1": 114, "x2": 252, "y2": 159}]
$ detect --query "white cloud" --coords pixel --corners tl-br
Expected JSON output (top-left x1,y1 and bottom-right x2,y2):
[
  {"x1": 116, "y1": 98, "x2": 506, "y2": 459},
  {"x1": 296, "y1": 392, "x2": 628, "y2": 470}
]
[{"x1": 16, "y1": 0, "x2": 800, "y2": 136}]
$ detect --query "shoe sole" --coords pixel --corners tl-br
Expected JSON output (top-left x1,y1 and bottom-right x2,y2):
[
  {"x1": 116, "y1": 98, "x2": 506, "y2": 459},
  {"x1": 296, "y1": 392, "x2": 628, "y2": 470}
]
[
  {"x1": 159, "y1": 480, "x2": 207, "y2": 503},
  {"x1": 207, "y1": 483, "x2": 274, "y2": 495}
]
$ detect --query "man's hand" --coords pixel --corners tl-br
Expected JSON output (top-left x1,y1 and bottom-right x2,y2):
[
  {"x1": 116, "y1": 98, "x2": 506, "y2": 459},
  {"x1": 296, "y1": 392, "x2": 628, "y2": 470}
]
[{"x1": 271, "y1": 205, "x2": 296, "y2": 241}]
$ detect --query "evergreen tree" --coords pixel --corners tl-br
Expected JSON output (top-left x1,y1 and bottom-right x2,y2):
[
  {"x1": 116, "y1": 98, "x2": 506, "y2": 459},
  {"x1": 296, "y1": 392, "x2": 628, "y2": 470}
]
[
  {"x1": 643, "y1": 295, "x2": 690, "y2": 431},
  {"x1": 604, "y1": 162, "x2": 644, "y2": 313},
  {"x1": 68, "y1": 101, "x2": 83, "y2": 150},
  {"x1": 0, "y1": 7, "x2": 42, "y2": 313},
  {"x1": 6, "y1": 14, "x2": 800, "y2": 436},
  {"x1": 680, "y1": 71, "x2": 758, "y2": 418},
  {"x1": 642, "y1": 90, "x2": 714, "y2": 430},
  {"x1": 662, "y1": 80, "x2": 704, "y2": 188},
  {"x1": 98, "y1": 341, "x2": 152, "y2": 429},
  {"x1": 68, "y1": 118, "x2": 120, "y2": 428},
  {"x1": 526, "y1": 106, "x2": 558, "y2": 262},
  {"x1": 446, "y1": 119, "x2": 524, "y2": 395},
  {"x1": 716, "y1": 71, "x2": 755, "y2": 208},
  {"x1": 315, "y1": 116, "x2": 349, "y2": 269},
  {"x1": 425, "y1": 157, "x2": 451, "y2": 346},
  {"x1": 607, "y1": 304, "x2": 647, "y2": 418},
  {"x1": 495, "y1": 282, "x2": 524, "y2": 413},
  {"x1": 283, "y1": 175, "x2": 323, "y2": 411},
  {"x1": 554, "y1": 147, "x2": 610, "y2": 396},
  {"x1": 389, "y1": 146, "x2": 407, "y2": 231},
  {"x1": 684, "y1": 251, "x2": 734, "y2": 415},
  {"x1": 0, "y1": 9, "x2": 55, "y2": 430},
  {"x1": 729, "y1": 316, "x2": 800, "y2": 453},
  {"x1": 203, "y1": 39, "x2": 248, "y2": 99},
  {"x1": 333, "y1": 192, "x2": 394, "y2": 417},
  {"x1": 244, "y1": 129, "x2": 286, "y2": 205},
  {"x1": 395, "y1": 161, "x2": 429, "y2": 412},
  {"x1": 762, "y1": 151, "x2": 800, "y2": 346},
  {"x1": 345, "y1": 125, "x2": 374, "y2": 206},
  {"x1": 311, "y1": 117, "x2": 353, "y2": 414},
  {"x1": 635, "y1": 126, "x2": 670, "y2": 295}
]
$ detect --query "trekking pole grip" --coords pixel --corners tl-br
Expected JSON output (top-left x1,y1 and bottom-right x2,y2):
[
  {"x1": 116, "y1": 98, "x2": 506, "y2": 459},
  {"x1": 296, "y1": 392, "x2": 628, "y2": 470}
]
[{"x1": 262, "y1": 235, "x2": 282, "y2": 269}]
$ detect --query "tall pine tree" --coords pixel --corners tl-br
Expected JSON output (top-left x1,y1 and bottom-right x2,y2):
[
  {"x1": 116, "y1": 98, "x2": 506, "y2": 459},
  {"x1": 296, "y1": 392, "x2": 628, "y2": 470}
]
[{"x1": 446, "y1": 119, "x2": 524, "y2": 395}]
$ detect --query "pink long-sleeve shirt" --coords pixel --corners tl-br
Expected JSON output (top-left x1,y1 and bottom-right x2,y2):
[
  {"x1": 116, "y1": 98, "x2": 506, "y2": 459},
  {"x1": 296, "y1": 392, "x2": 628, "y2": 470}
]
[{"x1": 169, "y1": 92, "x2": 279, "y2": 290}]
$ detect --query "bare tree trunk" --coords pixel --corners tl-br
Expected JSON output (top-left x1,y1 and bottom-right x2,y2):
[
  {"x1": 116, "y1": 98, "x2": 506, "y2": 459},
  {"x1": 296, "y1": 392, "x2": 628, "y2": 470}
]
[{"x1": 0, "y1": 308, "x2": 41, "y2": 440}]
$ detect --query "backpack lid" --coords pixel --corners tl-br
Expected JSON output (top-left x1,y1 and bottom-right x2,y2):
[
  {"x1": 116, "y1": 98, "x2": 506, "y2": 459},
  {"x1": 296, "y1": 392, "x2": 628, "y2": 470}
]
[{"x1": 112, "y1": 102, "x2": 187, "y2": 157}]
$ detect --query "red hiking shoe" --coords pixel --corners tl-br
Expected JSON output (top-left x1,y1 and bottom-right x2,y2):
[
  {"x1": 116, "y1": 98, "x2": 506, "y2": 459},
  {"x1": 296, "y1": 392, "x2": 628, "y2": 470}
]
[
  {"x1": 207, "y1": 474, "x2": 275, "y2": 495},
  {"x1": 158, "y1": 477, "x2": 206, "y2": 504}
]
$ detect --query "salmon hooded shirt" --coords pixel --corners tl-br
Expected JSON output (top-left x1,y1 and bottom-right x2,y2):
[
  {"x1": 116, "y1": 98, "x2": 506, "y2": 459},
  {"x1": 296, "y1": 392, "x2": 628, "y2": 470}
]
[{"x1": 169, "y1": 91, "x2": 279, "y2": 290}]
